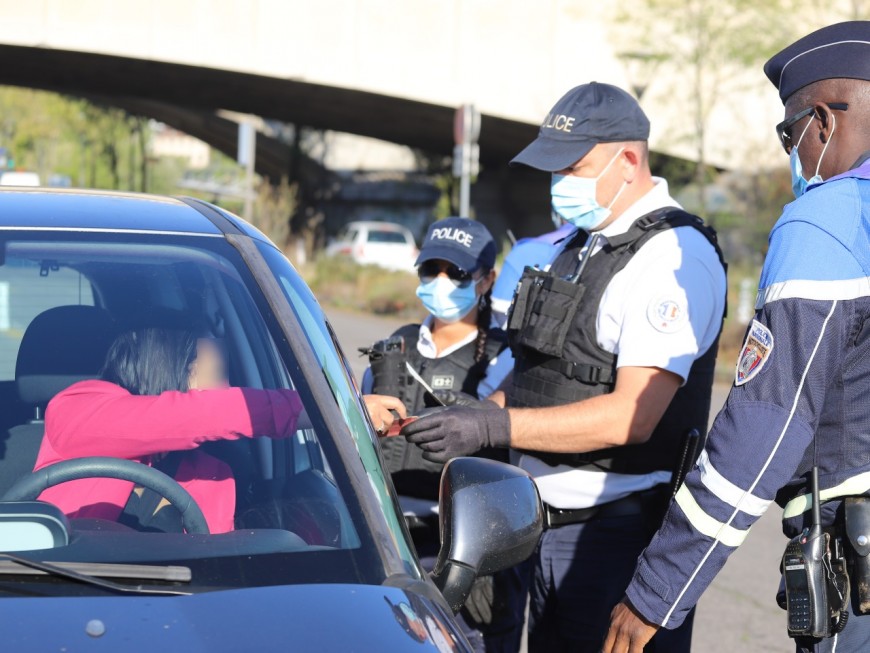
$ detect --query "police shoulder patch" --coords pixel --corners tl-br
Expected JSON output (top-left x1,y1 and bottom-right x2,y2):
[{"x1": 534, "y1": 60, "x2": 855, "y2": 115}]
[
  {"x1": 646, "y1": 295, "x2": 689, "y2": 333},
  {"x1": 735, "y1": 319, "x2": 774, "y2": 386}
]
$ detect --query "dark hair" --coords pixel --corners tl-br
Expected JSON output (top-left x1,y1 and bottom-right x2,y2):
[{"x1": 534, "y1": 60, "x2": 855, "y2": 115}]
[
  {"x1": 473, "y1": 279, "x2": 493, "y2": 363},
  {"x1": 101, "y1": 328, "x2": 199, "y2": 396}
]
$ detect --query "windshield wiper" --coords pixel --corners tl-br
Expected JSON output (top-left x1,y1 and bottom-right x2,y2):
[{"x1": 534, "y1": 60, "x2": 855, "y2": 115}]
[{"x1": 0, "y1": 553, "x2": 192, "y2": 596}]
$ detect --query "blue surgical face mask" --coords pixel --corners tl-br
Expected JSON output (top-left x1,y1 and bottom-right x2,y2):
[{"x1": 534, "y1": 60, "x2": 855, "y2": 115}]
[
  {"x1": 550, "y1": 148, "x2": 627, "y2": 231},
  {"x1": 416, "y1": 276, "x2": 481, "y2": 323},
  {"x1": 789, "y1": 113, "x2": 835, "y2": 198}
]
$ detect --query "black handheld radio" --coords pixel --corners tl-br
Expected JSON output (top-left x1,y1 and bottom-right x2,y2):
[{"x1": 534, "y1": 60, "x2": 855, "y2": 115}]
[{"x1": 781, "y1": 466, "x2": 848, "y2": 639}]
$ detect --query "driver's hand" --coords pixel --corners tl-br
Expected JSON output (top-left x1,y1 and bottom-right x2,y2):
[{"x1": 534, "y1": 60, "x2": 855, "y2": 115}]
[{"x1": 363, "y1": 394, "x2": 406, "y2": 436}]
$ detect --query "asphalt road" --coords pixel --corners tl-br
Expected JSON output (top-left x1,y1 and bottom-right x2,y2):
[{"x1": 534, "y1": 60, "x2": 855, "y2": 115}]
[{"x1": 325, "y1": 306, "x2": 793, "y2": 652}]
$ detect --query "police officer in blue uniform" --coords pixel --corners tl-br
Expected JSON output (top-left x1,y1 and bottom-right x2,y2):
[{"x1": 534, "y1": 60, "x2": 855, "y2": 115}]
[
  {"x1": 603, "y1": 20, "x2": 870, "y2": 653},
  {"x1": 401, "y1": 83, "x2": 727, "y2": 651}
]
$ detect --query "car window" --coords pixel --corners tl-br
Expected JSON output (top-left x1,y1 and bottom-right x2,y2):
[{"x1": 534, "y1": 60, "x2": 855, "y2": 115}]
[
  {"x1": 335, "y1": 226, "x2": 354, "y2": 242},
  {"x1": 366, "y1": 230, "x2": 409, "y2": 244},
  {"x1": 256, "y1": 241, "x2": 419, "y2": 574},
  {"x1": 0, "y1": 260, "x2": 95, "y2": 380},
  {"x1": 0, "y1": 230, "x2": 413, "y2": 593}
]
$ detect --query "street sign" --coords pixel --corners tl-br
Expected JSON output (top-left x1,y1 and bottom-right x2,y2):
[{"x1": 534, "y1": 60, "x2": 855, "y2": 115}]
[
  {"x1": 453, "y1": 104, "x2": 481, "y2": 145},
  {"x1": 236, "y1": 119, "x2": 257, "y2": 222},
  {"x1": 237, "y1": 122, "x2": 255, "y2": 167},
  {"x1": 452, "y1": 144, "x2": 479, "y2": 177}
]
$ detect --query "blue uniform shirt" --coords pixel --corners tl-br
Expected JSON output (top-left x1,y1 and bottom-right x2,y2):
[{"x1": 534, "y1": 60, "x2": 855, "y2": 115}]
[
  {"x1": 624, "y1": 157, "x2": 870, "y2": 629},
  {"x1": 490, "y1": 223, "x2": 576, "y2": 327}
]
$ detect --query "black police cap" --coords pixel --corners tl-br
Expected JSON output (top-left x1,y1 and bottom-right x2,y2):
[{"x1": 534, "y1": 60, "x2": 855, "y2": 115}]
[
  {"x1": 511, "y1": 82, "x2": 650, "y2": 172},
  {"x1": 764, "y1": 21, "x2": 870, "y2": 104}
]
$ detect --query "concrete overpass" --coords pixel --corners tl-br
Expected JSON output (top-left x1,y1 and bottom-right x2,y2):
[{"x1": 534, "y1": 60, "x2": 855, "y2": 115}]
[{"x1": 0, "y1": 0, "x2": 790, "y2": 238}]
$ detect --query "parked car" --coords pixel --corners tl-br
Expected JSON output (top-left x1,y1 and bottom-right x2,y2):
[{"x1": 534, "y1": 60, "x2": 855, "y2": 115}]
[
  {"x1": 0, "y1": 188, "x2": 542, "y2": 651},
  {"x1": 325, "y1": 220, "x2": 419, "y2": 272},
  {"x1": 0, "y1": 171, "x2": 41, "y2": 187}
]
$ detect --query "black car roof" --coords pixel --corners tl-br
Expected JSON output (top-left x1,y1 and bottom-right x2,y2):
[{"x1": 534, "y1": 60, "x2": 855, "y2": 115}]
[{"x1": 0, "y1": 188, "x2": 263, "y2": 239}]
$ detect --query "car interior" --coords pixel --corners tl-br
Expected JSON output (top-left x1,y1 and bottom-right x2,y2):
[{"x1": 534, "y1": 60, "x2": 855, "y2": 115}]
[{"x1": 0, "y1": 232, "x2": 384, "y2": 591}]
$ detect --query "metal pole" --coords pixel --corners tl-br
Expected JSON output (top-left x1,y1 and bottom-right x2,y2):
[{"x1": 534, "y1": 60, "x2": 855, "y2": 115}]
[
  {"x1": 458, "y1": 142, "x2": 471, "y2": 217},
  {"x1": 242, "y1": 125, "x2": 256, "y2": 223}
]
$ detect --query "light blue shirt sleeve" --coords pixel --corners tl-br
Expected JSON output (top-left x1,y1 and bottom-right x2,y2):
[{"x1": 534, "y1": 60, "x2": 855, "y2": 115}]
[
  {"x1": 475, "y1": 347, "x2": 514, "y2": 399},
  {"x1": 361, "y1": 366, "x2": 374, "y2": 394}
]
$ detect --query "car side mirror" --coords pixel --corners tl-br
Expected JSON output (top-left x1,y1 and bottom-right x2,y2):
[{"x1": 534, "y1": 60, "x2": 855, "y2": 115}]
[
  {"x1": 431, "y1": 457, "x2": 543, "y2": 612},
  {"x1": 0, "y1": 501, "x2": 70, "y2": 552}
]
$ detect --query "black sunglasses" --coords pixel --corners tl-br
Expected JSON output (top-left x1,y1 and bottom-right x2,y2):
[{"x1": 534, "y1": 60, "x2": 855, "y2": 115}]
[
  {"x1": 776, "y1": 102, "x2": 848, "y2": 154},
  {"x1": 417, "y1": 260, "x2": 476, "y2": 287}
]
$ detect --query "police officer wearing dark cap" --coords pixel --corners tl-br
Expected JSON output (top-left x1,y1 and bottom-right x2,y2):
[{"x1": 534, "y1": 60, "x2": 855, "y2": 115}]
[
  {"x1": 401, "y1": 82, "x2": 727, "y2": 652},
  {"x1": 603, "y1": 21, "x2": 870, "y2": 653}
]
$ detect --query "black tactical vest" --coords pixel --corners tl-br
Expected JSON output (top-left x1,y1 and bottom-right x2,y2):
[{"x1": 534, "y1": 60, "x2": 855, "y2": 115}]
[
  {"x1": 505, "y1": 208, "x2": 726, "y2": 475},
  {"x1": 365, "y1": 324, "x2": 508, "y2": 500}
]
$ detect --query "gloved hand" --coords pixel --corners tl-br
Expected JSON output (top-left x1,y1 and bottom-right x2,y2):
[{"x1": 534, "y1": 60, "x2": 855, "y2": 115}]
[
  {"x1": 432, "y1": 389, "x2": 499, "y2": 410},
  {"x1": 400, "y1": 406, "x2": 511, "y2": 463},
  {"x1": 462, "y1": 574, "x2": 495, "y2": 625}
]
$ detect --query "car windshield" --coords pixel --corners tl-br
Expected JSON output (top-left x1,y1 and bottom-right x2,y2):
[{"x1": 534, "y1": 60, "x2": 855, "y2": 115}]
[
  {"x1": 0, "y1": 229, "x2": 418, "y2": 596},
  {"x1": 366, "y1": 230, "x2": 409, "y2": 244}
]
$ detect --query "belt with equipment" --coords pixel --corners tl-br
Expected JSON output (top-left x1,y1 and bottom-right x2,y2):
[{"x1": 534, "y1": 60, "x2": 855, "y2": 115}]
[{"x1": 543, "y1": 488, "x2": 663, "y2": 529}]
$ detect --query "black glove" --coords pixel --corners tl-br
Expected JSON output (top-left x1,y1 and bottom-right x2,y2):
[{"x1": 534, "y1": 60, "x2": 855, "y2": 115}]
[
  {"x1": 463, "y1": 574, "x2": 495, "y2": 625},
  {"x1": 400, "y1": 406, "x2": 511, "y2": 463},
  {"x1": 432, "y1": 390, "x2": 498, "y2": 410}
]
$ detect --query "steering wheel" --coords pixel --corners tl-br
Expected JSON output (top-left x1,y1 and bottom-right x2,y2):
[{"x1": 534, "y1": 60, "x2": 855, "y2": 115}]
[{"x1": 1, "y1": 457, "x2": 210, "y2": 534}]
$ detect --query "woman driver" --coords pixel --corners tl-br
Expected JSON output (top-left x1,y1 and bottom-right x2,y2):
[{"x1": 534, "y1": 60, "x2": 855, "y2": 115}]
[
  {"x1": 36, "y1": 325, "x2": 405, "y2": 534},
  {"x1": 34, "y1": 327, "x2": 306, "y2": 534}
]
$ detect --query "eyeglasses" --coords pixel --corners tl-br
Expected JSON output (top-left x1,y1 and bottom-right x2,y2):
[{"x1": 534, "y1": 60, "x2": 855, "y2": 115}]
[
  {"x1": 417, "y1": 260, "x2": 477, "y2": 287},
  {"x1": 776, "y1": 103, "x2": 848, "y2": 154}
]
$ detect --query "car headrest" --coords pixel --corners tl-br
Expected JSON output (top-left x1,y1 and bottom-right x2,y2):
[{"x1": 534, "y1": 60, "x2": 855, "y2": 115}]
[{"x1": 15, "y1": 306, "x2": 117, "y2": 406}]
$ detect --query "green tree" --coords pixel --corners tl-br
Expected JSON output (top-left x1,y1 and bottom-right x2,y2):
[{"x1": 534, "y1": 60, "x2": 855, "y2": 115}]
[
  {"x1": 0, "y1": 86, "x2": 165, "y2": 193},
  {"x1": 615, "y1": 0, "x2": 806, "y2": 211}
]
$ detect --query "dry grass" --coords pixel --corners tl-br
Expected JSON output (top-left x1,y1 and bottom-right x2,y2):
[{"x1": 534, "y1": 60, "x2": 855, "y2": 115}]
[{"x1": 301, "y1": 255, "x2": 426, "y2": 320}]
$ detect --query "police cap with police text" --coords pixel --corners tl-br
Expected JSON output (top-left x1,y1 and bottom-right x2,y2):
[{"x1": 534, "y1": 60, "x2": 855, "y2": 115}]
[
  {"x1": 764, "y1": 21, "x2": 870, "y2": 104},
  {"x1": 510, "y1": 82, "x2": 650, "y2": 172},
  {"x1": 415, "y1": 217, "x2": 496, "y2": 274}
]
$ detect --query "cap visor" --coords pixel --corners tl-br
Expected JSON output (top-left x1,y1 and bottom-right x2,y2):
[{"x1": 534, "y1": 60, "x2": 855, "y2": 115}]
[
  {"x1": 510, "y1": 136, "x2": 596, "y2": 172},
  {"x1": 415, "y1": 246, "x2": 478, "y2": 273}
]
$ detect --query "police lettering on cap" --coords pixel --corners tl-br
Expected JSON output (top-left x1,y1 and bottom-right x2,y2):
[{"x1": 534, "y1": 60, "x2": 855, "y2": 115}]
[
  {"x1": 764, "y1": 21, "x2": 870, "y2": 103},
  {"x1": 415, "y1": 217, "x2": 496, "y2": 274},
  {"x1": 511, "y1": 82, "x2": 650, "y2": 172}
]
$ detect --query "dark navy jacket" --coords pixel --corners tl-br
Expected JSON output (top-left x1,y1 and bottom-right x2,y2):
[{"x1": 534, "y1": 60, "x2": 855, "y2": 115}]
[{"x1": 625, "y1": 155, "x2": 870, "y2": 628}]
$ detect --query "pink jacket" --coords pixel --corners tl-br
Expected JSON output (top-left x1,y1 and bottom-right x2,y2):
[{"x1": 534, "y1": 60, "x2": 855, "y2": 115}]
[{"x1": 35, "y1": 379, "x2": 303, "y2": 533}]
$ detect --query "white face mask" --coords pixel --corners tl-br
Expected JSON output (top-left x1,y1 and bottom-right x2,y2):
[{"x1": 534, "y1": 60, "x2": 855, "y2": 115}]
[
  {"x1": 550, "y1": 148, "x2": 627, "y2": 231},
  {"x1": 415, "y1": 276, "x2": 481, "y2": 323}
]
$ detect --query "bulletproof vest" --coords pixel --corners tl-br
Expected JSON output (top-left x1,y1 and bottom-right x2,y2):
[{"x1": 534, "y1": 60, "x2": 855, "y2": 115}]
[
  {"x1": 505, "y1": 208, "x2": 726, "y2": 475},
  {"x1": 365, "y1": 323, "x2": 508, "y2": 500}
]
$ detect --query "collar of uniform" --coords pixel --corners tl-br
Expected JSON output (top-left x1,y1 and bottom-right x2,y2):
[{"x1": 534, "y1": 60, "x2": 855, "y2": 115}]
[
  {"x1": 417, "y1": 315, "x2": 478, "y2": 359},
  {"x1": 596, "y1": 177, "x2": 681, "y2": 244}
]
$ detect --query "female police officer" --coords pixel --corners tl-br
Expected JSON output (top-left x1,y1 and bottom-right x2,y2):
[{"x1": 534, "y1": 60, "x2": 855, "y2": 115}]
[{"x1": 361, "y1": 217, "x2": 520, "y2": 653}]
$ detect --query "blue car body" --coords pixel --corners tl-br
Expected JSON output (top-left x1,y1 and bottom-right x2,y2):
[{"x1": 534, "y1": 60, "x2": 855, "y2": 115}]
[{"x1": 0, "y1": 188, "x2": 479, "y2": 652}]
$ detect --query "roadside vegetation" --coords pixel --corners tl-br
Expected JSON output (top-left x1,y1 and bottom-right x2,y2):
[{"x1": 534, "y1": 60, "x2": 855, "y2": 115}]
[{"x1": 301, "y1": 256, "x2": 425, "y2": 321}]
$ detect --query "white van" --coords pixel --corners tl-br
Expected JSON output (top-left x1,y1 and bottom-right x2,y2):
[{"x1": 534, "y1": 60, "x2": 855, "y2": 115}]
[{"x1": 0, "y1": 171, "x2": 41, "y2": 187}]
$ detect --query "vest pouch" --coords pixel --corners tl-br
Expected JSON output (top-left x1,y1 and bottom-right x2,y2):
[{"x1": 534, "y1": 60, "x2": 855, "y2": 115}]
[
  {"x1": 368, "y1": 351, "x2": 407, "y2": 396},
  {"x1": 506, "y1": 267, "x2": 548, "y2": 345},
  {"x1": 515, "y1": 274, "x2": 586, "y2": 357},
  {"x1": 362, "y1": 335, "x2": 408, "y2": 398},
  {"x1": 845, "y1": 496, "x2": 870, "y2": 614}
]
